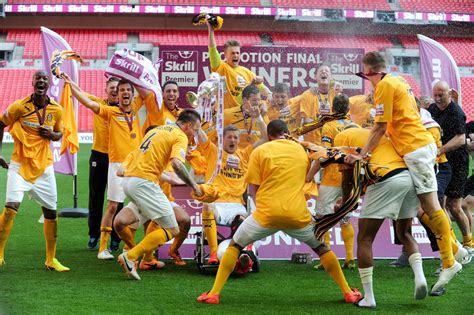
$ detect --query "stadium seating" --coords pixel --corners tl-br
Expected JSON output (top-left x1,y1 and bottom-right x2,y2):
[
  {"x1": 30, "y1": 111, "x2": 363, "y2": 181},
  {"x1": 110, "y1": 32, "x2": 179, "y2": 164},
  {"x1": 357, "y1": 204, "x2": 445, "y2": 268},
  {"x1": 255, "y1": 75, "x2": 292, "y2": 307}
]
[
  {"x1": 272, "y1": 0, "x2": 391, "y2": 10},
  {"x1": 6, "y1": 29, "x2": 127, "y2": 59},
  {"x1": 0, "y1": 69, "x2": 35, "y2": 114},
  {"x1": 399, "y1": 0, "x2": 474, "y2": 14},
  {"x1": 400, "y1": 36, "x2": 474, "y2": 66},
  {"x1": 461, "y1": 77, "x2": 474, "y2": 122},
  {"x1": 400, "y1": 73, "x2": 421, "y2": 97}
]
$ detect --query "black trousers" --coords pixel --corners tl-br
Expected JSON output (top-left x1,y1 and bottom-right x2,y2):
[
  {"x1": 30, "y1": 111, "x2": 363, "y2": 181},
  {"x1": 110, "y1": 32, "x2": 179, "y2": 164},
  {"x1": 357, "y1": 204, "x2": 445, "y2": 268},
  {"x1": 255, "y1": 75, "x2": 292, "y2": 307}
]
[{"x1": 88, "y1": 150, "x2": 122, "y2": 242}]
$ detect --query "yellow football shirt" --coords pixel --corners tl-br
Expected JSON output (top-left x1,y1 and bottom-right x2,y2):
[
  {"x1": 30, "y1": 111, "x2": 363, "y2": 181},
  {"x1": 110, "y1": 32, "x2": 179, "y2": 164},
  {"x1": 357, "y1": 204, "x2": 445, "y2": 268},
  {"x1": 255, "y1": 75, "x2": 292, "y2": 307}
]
[
  {"x1": 320, "y1": 118, "x2": 356, "y2": 187},
  {"x1": 204, "y1": 106, "x2": 269, "y2": 149},
  {"x1": 209, "y1": 46, "x2": 267, "y2": 109},
  {"x1": 374, "y1": 74, "x2": 434, "y2": 156},
  {"x1": 334, "y1": 128, "x2": 407, "y2": 178},
  {"x1": 1, "y1": 95, "x2": 63, "y2": 183},
  {"x1": 197, "y1": 140, "x2": 251, "y2": 204},
  {"x1": 267, "y1": 98, "x2": 300, "y2": 134},
  {"x1": 124, "y1": 124, "x2": 188, "y2": 184},
  {"x1": 245, "y1": 139, "x2": 312, "y2": 229},
  {"x1": 427, "y1": 126, "x2": 448, "y2": 164},
  {"x1": 97, "y1": 103, "x2": 142, "y2": 163},
  {"x1": 86, "y1": 94, "x2": 111, "y2": 154},
  {"x1": 292, "y1": 88, "x2": 336, "y2": 144}
]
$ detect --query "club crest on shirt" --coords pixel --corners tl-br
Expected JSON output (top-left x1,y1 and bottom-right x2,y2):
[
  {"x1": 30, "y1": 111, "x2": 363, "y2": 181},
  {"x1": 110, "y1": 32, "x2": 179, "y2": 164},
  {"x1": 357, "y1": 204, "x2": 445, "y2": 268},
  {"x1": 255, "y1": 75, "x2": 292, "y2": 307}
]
[
  {"x1": 226, "y1": 154, "x2": 240, "y2": 169},
  {"x1": 180, "y1": 148, "x2": 186, "y2": 159},
  {"x1": 236, "y1": 75, "x2": 247, "y2": 88},
  {"x1": 47, "y1": 113, "x2": 53, "y2": 122},
  {"x1": 375, "y1": 104, "x2": 384, "y2": 116}
]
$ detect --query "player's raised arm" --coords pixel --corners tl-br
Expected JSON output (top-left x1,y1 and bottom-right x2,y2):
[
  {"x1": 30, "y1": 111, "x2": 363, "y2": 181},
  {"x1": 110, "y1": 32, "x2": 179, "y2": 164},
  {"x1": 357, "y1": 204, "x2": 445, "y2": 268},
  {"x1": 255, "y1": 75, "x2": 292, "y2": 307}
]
[
  {"x1": 61, "y1": 73, "x2": 100, "y2": 114},
  {"x1": 207, "y1": 20, "x2": 221, "y2": 71}
]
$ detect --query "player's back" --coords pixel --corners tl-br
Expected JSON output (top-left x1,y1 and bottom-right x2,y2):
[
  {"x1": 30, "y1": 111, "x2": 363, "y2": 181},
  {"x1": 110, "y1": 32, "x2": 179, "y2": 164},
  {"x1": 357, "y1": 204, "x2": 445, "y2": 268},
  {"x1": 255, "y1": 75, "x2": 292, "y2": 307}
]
[
  {"x1": 374, "y1": 75, "x2": 433, "y2": 156},
  {"x1": 246, "y1": 139, "x2": 311, "y2": 229},
  {"x1": 125, "y1": 125, "x2": 188, "y2": 184}
]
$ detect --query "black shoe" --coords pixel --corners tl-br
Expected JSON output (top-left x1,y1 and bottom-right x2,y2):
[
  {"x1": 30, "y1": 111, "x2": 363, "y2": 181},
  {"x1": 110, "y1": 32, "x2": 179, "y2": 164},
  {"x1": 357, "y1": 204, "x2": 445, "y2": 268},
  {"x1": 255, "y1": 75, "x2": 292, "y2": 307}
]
[
  {"x1": 109, "y1": 239, "x2": 120, "y2": 252},
  {"x1": 87, "y1": 237, "x2": 98, "y2": 250}
]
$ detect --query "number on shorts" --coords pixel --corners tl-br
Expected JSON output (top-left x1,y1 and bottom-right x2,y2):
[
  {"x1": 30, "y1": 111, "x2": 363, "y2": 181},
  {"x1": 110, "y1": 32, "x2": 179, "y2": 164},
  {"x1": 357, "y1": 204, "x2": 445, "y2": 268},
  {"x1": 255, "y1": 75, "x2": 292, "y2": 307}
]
[{"x1": 139, "y1": 132, "x2": 157, "y2": 153}]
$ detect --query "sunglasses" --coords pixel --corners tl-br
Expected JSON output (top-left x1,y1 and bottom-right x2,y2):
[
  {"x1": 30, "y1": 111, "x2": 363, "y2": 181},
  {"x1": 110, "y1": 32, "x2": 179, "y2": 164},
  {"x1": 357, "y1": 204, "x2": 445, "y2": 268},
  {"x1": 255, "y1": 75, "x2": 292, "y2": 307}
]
[{"x1": 352, "y1": 71, "x2": 386, "y2": 81}]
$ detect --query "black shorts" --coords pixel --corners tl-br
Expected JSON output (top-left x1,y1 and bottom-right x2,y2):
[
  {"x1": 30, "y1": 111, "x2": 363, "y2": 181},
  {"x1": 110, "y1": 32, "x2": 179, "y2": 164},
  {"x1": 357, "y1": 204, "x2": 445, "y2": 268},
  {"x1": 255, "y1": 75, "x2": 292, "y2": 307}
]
[
  {"x1": 446, "y1": 158, "x2": 468, "y2": 199},
  {"x1": 436, "y1": 162, "x2": 452, "y2": 205},
  {"x1": 464, "y1": 175, "x2": 474, "y2": 197}
]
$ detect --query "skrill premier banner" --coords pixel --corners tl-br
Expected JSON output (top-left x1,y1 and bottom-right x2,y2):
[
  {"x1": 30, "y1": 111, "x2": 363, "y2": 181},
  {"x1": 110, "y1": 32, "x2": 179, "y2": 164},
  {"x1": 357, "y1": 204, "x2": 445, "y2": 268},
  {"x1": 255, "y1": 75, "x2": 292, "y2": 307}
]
[
  {"x1": 159, "y1": 46, "x2": 365, "y2": 101},
  {"x1": 156, "y1": 187, "x2": 437, "y2": 260}
]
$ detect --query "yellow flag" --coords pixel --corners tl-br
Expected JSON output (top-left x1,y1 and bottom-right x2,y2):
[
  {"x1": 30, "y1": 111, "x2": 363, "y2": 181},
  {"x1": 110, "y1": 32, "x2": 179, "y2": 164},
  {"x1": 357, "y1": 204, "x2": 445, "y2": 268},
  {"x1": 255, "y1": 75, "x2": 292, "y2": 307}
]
[{"x1": 60, "y1": 82, "x2": 79, "y2": 155}]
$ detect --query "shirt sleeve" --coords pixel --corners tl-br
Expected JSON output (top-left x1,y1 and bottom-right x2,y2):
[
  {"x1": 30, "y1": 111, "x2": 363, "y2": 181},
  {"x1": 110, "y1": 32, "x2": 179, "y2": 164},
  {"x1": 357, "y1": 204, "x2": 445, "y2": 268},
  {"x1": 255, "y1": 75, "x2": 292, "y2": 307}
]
[
  {"x1": 0, "y1": 101, "x2": 23, "y2": 126},
  {"x1": 321, "y1": 123, "x2": 333, "y2": 148},
  {"x1": 170, "y1": 131, "x2": 189, "y2": 163},
  {"x1": 245, "y1": 148, "x2": 262, "y2": 186},
  {"x1": 97, "y1": 104, "x2": 112, "y2": 121},
  {"x1": 374, "y1": 80, "x2": 394, "y2": 123},
  {"x1": 209, "y1": 46, "x2": 222, "y2": 72}
]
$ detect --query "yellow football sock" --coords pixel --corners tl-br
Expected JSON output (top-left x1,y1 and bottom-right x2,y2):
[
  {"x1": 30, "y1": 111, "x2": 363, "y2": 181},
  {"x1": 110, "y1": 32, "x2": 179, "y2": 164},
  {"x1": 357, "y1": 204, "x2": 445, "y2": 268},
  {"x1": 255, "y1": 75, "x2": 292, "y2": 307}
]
[
  {"x1": 462, "y1": 233, "x2": 472, "y2": 247},
  {"x1": 323, "y1": 231, "x2": 331, "y2": 249},
  {"x1": 143, "y1": 250, "x2": 155, "y2": 262},
  {"x1": 341, "y1": 222, "x2": 354, "y2": 262},
  {"x1": 99, "y1": 226, "x2": 112, "y2": 252},
  {"x1": 118, "y1": 226, "x2": 135, "y2": 250},
  {"x1": 169, "y1": 229, "x2": 187, "y2": 255},
  {"x1": 43, "y1": 218, "x2": 57, "y2": 265},
  {"x1": 203, "y1": 210, "x2": 218, "y2": 254},
  {"x1": 320, "y1": 250, "x2": 351, "y2": 294},
  {"x1": 209, "y1": 245, "x2": 239, "y2": 296},
  {"x1": 429, "y1": 210, "x2": 455, "y2": 269},
  {"x1": 422, "y1": 214, "x2": 459, "y2": 254},
  {"x1": 128, "y1": 228, "x2": 173, "y2": 261},
  {"x1": 0, "y1": 207, "x2": 17, "y2": 258}
]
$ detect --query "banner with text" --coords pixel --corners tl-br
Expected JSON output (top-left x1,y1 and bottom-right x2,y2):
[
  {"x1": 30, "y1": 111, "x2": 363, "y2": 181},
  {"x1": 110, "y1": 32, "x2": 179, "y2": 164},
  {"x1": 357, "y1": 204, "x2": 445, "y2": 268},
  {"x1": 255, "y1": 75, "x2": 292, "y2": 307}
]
[{"x1": 159, "y1": 46, "x2": 364, "y2": 105}]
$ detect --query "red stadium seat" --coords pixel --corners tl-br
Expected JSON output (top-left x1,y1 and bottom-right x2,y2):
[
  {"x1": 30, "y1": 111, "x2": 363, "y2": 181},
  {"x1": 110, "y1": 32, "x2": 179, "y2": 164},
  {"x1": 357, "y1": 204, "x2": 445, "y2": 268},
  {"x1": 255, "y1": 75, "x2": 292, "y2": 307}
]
[
  {"x1": 272, "y1": 0, "x2": 390, "y2": 10},
  {"x1": 461, "y1": 77, "x2": 474, "y2": 122},
  {"x1": 400, "y1": 73, "x2": 421, "y2": 97},
  {"x1": 400, "y1": 36, "x2": 474, "y2": 66},
  {"x1": 399, "y1": 0, "x2": 473, "y2": 14}
]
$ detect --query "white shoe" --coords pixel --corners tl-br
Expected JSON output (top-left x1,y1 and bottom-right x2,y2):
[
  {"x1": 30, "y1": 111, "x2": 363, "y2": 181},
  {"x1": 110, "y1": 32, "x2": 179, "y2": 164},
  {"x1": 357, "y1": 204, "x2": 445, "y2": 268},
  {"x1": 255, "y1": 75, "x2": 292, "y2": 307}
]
[
  {"x1": 455, "y1": 247, "x2": 472, "y2": 265},
  {"x1": 414, "y1": 280, "x2": 428, "y2": 300},
  {"x1": 464, "y1": 246, "x2": 474, "y2": 256},
  {"x1": 431, "y1": 261, "x2": 462, "y2": 294},
  {"x1": 118, "y1": 253, "x2": 141, "y2": 280},
  {"x1": 97, "y1": 249, "x2": 114, "y2": 260}
]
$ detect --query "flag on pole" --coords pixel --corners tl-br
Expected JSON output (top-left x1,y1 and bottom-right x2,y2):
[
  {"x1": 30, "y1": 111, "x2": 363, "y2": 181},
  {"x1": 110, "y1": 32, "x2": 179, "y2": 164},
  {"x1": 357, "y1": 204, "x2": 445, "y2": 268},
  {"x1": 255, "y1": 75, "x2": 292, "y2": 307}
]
[
  {"x1": 41, "y1": 26, "x2": 79, "y2": 175},
  {"x1": 418, "y1": 34, "x2": 462, "y2": 107},
  {"x1": 59, "y1": 82, "x2": 79, "y2": 155}
]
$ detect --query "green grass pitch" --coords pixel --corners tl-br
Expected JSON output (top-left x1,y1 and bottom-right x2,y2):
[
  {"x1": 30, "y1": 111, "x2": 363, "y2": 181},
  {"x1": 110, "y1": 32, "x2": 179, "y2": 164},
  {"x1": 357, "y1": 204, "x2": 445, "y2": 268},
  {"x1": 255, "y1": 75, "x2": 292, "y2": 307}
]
[{"x1": 0, "y1": 144, "x2": 472, "y2": 314}]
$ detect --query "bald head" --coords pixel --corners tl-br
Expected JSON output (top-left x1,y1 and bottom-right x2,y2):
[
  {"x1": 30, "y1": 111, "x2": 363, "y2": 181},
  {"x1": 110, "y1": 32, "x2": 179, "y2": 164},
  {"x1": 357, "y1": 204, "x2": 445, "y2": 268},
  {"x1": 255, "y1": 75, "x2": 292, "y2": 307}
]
[
  {"x1": 32, "y1": 70, "x2": 50, "y2": 97},
  {"x1": 432, "y1": 80, "x2": 450, "y2": 109}
]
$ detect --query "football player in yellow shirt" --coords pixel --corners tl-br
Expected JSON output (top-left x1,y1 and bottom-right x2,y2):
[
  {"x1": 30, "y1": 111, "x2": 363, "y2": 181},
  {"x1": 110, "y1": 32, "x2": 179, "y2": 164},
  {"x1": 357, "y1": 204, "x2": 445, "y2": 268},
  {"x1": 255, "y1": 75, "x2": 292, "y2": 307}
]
[
  {"x1": 63, "y1": 74, "x2": 148, "y2": 260},
  {"x1": 0, "y1": 70, "x2": 69, "y2": 272},
  {"x1": 141, "y1": 80, "x2": 183, "y2": 133},
  {"x1": 206, "y1": 20, "x2": 270, "y2": 109},
  {"x1": 335, "y1": 126, "x2": 428, "y2": 308},
  {"x1": 267, "y1": 83, "x2": 300, "y2": 133},
  {"x1": 307, "y1": 94, "x2": 357, "y2": 270},
  {"x1": 347, "y1": 51, "x2": 460, "y2": 295},
  {"x1": 114, "y1": 109, "x2": 203, "y2": 280},
  {"x1": 292, "y1": 63, "x2": 336, "y2": 144},
  {"x1": 197, "y1": 104, "x2": 267, "y2": 265},
  {"x1": 197, "y1": 120, "x2": 361, "y2": 305},
  {"x1": 64, "y1": 76, "x2": 124, "y2": 251}
]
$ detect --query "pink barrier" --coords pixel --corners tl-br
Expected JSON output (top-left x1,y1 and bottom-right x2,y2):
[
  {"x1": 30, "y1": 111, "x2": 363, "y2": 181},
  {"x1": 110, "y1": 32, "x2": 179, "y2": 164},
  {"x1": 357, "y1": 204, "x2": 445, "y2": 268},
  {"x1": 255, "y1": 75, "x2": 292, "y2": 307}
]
[{"x1": 156, "y1": 186, "x2": 438, "y2": 260}]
